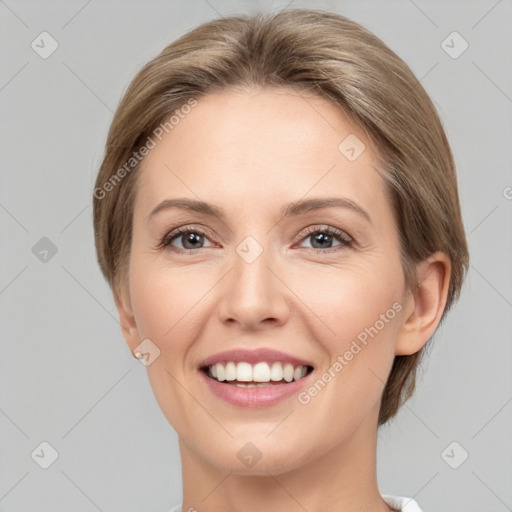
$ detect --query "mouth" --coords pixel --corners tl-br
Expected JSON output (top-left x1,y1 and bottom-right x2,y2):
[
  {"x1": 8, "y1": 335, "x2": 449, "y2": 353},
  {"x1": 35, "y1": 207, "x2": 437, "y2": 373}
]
[
  {"x1": 200, "y1": 361, "x2": 314, "y2": 387},
  {"x1": 197, "y1": 348, "x2": 315, "y2": 407}
]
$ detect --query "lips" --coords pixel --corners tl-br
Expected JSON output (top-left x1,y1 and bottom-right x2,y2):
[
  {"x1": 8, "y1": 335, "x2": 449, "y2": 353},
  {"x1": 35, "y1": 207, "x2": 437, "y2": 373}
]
[{"x1": 197, "y1": 348, "x2": 315, "y2": 407}]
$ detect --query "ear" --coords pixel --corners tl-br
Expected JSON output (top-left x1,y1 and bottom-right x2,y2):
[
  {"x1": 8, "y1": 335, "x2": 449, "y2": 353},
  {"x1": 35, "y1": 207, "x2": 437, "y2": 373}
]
[
  {"x1": 395, "y1": 252, "x2": 451, "y2": 356},
  {"x1": 114, "y1": 283, "x2": 141, "y2": 356}
]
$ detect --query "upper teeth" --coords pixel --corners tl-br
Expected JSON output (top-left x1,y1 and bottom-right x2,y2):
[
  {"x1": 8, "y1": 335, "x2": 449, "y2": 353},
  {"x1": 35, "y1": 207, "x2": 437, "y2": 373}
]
[{"x1": 208, "y1": 361, "x2": 308, "y2": 383}]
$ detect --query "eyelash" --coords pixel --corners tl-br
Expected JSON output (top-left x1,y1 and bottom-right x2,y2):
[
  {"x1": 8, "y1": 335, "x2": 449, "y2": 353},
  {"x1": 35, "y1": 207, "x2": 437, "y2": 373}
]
[{"x1": 158, "y1": 224, "x2": 353, "y2": 255}]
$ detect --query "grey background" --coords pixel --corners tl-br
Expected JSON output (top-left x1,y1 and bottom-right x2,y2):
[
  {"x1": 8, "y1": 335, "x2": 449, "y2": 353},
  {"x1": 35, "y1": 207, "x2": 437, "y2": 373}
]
[{"x1": 1, "y1": 0, "x2": 511, "y2": 511}]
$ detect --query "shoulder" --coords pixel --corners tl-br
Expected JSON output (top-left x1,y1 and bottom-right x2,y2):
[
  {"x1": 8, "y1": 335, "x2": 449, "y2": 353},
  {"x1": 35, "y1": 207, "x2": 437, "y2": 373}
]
[{"x1": 382, "y1": 494, "x2": 424, "y2": 511}]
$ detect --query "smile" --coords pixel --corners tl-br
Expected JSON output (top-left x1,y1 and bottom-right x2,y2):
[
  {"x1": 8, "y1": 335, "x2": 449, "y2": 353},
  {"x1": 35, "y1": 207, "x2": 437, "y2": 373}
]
[{"x1": 203, "y1": 361, "x2": 313, "y2": 386}]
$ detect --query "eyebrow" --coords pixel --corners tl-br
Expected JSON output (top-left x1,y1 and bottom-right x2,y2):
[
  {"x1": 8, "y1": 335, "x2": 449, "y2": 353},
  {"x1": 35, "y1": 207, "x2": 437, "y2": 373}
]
[{"x1": 147, "y1": 197, "x2": 372, "y2": 224}]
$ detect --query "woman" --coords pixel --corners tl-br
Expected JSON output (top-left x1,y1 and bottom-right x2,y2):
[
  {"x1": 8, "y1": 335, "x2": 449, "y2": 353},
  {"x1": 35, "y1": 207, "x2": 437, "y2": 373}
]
[{"x1": 93, "y1": 9, "x2": 468, "y2": 512}]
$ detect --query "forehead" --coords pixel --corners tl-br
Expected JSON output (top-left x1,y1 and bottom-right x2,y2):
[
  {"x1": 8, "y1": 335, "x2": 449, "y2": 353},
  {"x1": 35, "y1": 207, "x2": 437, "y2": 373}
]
[{"x1": 135, "y1": 87, "x2": 388, "y2": 218}]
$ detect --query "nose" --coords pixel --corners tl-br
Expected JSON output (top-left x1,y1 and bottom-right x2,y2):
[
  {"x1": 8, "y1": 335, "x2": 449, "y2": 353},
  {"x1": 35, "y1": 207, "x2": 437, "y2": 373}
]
[{"x1": 216, "y1": 240, "x2": 291, "y2": 330}]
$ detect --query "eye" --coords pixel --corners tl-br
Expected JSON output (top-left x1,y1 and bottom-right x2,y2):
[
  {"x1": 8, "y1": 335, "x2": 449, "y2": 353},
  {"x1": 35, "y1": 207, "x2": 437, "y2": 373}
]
[
  {"x1": 160, "y1": 226, "x2": 215, "y2": 253},
  {"x1": 296, "y1": 226, "x2": 353, "y2": 253}
]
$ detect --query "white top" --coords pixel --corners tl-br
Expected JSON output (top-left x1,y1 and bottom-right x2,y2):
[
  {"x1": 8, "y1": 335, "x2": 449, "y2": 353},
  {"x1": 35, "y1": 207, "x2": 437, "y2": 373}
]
[{"x1": 169, "y1": 494, "x2": 423, "y2": 511}]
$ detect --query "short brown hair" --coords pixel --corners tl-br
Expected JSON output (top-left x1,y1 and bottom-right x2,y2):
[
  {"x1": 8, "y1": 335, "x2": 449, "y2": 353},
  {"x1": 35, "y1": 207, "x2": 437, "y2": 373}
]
[{"x1": 93, "y1": 9, "x2": 469, "y2": 425}]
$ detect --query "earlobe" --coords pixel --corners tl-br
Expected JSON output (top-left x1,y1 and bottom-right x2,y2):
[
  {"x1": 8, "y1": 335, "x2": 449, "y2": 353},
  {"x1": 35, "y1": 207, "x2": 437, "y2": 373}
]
[
  {"x1": 395, "y1": 252, "x2": 451, "y2": 356},
  {"x1": 114, "y1": 285, "x2": 140, "y2": 354}
]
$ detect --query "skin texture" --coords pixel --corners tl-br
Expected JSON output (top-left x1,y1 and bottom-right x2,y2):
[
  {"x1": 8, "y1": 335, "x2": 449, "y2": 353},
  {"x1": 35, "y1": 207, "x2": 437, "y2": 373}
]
[{"x1": 116, "y1": 87, "x2": 451, "y2": 512}]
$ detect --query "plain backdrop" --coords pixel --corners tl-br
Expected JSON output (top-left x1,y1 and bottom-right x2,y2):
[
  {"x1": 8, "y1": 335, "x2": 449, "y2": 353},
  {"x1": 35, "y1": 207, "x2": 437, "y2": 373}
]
[{"x1": 1, "y1": 1, "x2": 511, "y2": 511}]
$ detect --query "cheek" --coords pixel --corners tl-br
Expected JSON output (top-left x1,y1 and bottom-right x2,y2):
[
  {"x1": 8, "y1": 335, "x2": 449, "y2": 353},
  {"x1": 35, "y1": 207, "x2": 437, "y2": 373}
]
[
  {"x1": 289, "y1": 260, "x2": 403, "y2": 342},
  {"x1": 128, "y1": 261, "x2": 202, "y2": 424},
  {"x1": 290, "y1": 263, "x2": 403, "y2": 405},
  {"x1": 128, "y1": 254, "x2": 201, "y2": 342}
]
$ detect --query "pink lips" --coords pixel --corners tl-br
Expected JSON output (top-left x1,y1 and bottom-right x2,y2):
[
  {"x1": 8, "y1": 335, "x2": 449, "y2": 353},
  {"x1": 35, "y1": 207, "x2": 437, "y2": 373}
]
[
  {"x1": 197, "y1": 348, "x2": 314, "y2": 408},
  {"x1": 199, "y1": 370, "x2": 312, "y2": 407}
]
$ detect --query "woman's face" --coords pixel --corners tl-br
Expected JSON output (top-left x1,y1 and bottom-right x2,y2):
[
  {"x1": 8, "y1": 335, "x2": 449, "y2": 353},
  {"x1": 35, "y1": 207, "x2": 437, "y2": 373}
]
[{"x1": 121, "y1": 87, "x2": 412, "y2": 474}]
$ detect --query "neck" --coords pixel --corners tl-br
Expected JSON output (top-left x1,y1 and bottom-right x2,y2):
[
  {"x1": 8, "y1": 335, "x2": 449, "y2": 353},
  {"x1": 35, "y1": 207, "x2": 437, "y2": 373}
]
[{"x1": 178, "y1": 407, "x2": 391, "y2": 512}]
